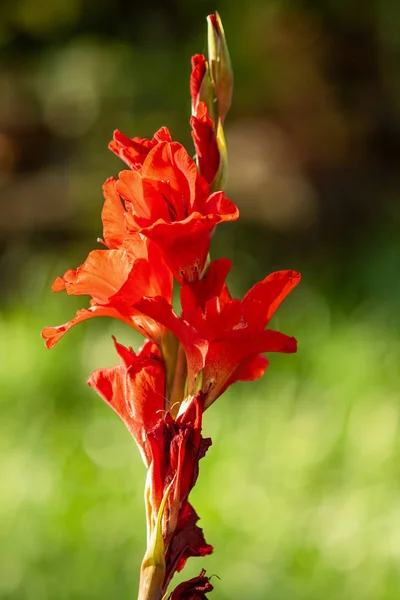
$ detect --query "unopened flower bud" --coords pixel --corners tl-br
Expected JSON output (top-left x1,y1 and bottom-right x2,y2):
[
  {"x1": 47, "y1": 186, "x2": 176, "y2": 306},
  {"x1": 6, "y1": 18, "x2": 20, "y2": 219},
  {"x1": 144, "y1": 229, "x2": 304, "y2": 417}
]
[{"x1": 207, "y1": 12, "x2": 233, "y2": 124}]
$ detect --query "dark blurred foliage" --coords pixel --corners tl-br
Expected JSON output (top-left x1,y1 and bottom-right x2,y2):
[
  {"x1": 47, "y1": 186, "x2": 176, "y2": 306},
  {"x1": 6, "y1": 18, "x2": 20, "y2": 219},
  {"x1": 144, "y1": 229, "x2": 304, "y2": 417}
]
[
  {"x1": 1, "y1": 1, "x2": 400, "y2": 599},
  {"x1": 1, "y1": 0, "x2": 399, "y2": 308}
]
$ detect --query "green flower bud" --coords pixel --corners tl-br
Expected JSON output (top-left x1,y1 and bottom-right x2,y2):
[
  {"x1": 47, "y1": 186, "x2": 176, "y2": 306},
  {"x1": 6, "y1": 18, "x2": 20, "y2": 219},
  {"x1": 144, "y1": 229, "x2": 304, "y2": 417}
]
[{"x1": 207, "y1": 12, "x2": 234, "y2": 124}]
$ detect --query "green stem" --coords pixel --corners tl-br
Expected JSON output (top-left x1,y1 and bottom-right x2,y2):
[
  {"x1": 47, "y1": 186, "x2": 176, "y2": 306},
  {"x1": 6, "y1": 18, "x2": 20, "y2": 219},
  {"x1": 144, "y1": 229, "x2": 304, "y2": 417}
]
[{"x1": 138, "y1": 479, "x2": 175, "y2": 600}]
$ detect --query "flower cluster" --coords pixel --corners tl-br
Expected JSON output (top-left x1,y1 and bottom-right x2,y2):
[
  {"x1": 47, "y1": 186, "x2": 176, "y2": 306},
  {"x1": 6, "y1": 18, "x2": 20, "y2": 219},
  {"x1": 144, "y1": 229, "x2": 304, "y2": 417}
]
[{"x1": 42, "y1": 13, "x2": 300, "y2": 600}]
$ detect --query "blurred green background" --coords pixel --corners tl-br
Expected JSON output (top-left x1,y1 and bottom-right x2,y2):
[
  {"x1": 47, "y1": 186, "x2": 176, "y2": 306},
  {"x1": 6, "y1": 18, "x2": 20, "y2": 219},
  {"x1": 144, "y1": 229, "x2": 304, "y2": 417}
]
[{"x1": 1, "y1": 0, "x2": 400, "y2": 598}]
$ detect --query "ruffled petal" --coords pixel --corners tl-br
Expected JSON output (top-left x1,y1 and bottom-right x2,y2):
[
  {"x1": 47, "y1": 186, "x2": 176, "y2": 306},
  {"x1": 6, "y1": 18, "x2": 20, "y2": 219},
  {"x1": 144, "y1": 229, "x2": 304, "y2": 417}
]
[
  {"x1": 53, "y1": 249, "x2": 135, "y2": 304},
  {"x1": 109, "y1": 127, "x2": 173, "y2": 170},
  {"x1": 114, "y1": 141, "x2": 237, "y2": 283},
  {"x1": 141, "y1": 142, "x2": 201, "y2": 214}
]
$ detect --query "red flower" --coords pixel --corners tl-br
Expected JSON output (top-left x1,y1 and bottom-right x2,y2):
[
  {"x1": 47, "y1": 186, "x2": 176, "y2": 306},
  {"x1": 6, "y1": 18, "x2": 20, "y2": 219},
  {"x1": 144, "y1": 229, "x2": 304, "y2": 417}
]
[
  {"x1": 88, "y1": 337, "x2": 165, "y2": 466},
  {"x1": 42, "y1": 234, "x2": 173, "y2": 349},
  {"x1": 135, "y1": 260, "x2": 300, "y2": 407},
  {"x1": 116, "y1": 141, "x2": 238, "y2": 283},
  {"x1": 109, "y1": 126, "x2": 172, "y2": 170},
  {"x1": 190, "y1": 54, "x2": 207, "y2": 114},
  {"x1": 42, "y1": 12, "x2": 300, "y2": 600},
  {"x1": 190, "y1": 102, "x2": 220, "y2": 185}
]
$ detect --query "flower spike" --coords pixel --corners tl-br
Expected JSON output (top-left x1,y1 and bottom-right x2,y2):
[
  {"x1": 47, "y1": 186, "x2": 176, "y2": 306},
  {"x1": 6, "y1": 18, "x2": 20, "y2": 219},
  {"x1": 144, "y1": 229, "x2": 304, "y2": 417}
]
[{"x1": 42, "y1": 11, "x2": 300, "y2": 600}]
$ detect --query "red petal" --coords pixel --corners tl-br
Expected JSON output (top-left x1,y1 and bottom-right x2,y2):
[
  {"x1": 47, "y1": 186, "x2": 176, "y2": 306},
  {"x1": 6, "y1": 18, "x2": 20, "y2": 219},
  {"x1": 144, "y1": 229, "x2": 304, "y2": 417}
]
[
  {"x1": 51, "y1": 269, "x2": 76, "y2": 292},
  {"x1": 44, "y1": 241, "x2": 172, "y2": 348},
  {"x1": 152, "y1": 126, "x2": 173, "y2": 143},
  {"x1": 141, "y1": 142, "x2": 202, "y2": 214},
  {"x1": 204, "y1": 190, "x2": 239, "y2": 220},
  {"x1": 141, "y1": 216, "x2": 212, "y2": 284},
  {"x1": 41, "y1": 306, "x2": 133, "y2": 349},
  {"x1": 134, "y1": 296, "x2": 208, "y2": 382},
  {"x1": 88, "y1": 337, "x2": 165, "y2": 466},
  {"x1": 190, "y1": 54, "x2": 207, "y2": 110},
  {"x1": 116, "y1": 170, "x2": 151, "y2": 222},
  {"x1": 180, "y1": 258, "x2": 232, "y2": 328},
  {"x1": 110, "y1": 246, "x2": 173, "y2": 309},
  {"x1": 56, "y1": 249, "x2": 135, "y2": 304},
  {"x1": 115, "y1": 141, "x2": 237, "y2": 283},
  {"x1": 140, "y1": 191, "x2": 237, "y2": 285},
  {"x1": 109, "y1": 127, "x2": 172, "y2": 170},
  {"x1": 172, "y1": 395, "x2": 211, "y2": 508},
  {"x1": 203, "y1": 296, "x2": 243, "y2": 338},
  {"x1": 164, "y1": 503, "x2": 213, "y2": 592},
  {"x1": 145, "y1": 394, "x2": 211, "y2": 538},
  {"x1": 224, "y1": 354, "x2": 269, "y2": 393},
  {"x1": 233, "y1": 353, "x2": 269, "y2": 383},
  {"x1": 168, "y1": 570, "x2": 213, "y2": 600},
  {"x1": 101, "y1": 177, "x2": 127, "y2": 249},
  {"x1": 242, "y1": 270, "x2": 301, "y2": 329},
  {"x1": 203, "y1": 330, "x2": 297, "y2": 406},
  {"x1": 190, "y1": 102, "x2": 219, "y2": 184},
  {"x1": 113, "y1": 336, "x2": 160, "y2": 366}
]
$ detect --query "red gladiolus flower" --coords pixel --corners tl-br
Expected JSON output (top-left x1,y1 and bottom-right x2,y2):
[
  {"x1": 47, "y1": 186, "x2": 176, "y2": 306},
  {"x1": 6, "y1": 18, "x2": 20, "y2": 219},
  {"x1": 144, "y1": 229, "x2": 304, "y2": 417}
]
[
  {"x1": 41, "y1": 178, "x2": 173, "y2": 348},
  {"x1": 109, "y1": 126, "x2": 173, "y2": 170},
  {"x1": 88, "y1": 337, "x2": 166, "y2": 466},
  {"x1": 135, "y1": 260, "x2": 300, "y2": 407},
  {"x1": 190, "y1": 102, "x2": 220, "y2": 185},
  {"x1": 116, "y1": 141, "x2": 238, "y2": 283}
]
